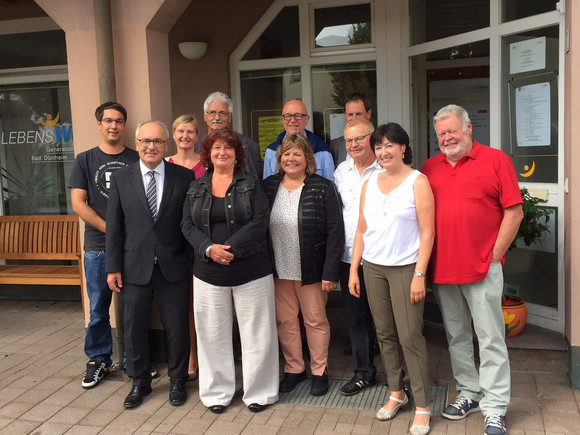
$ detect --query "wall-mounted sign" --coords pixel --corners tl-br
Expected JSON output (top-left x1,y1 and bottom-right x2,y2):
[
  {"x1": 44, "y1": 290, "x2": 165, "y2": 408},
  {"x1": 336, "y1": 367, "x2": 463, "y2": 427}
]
[
  {"x1": 515, "y1": 82, "x2": 551, "y2": 147},
  {"x1": 510, "y1": 37, "x2": 546, "y2": 74}
]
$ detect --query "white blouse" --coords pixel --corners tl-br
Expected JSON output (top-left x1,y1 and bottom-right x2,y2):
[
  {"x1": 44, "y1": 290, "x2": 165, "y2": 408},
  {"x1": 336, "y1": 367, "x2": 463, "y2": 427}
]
[
  {"x1": 362, "y1": 170, "x2": 423, "y2": 266},
  {"x1": 269, "y1": 184, "x2": 304, "y2": 280}
]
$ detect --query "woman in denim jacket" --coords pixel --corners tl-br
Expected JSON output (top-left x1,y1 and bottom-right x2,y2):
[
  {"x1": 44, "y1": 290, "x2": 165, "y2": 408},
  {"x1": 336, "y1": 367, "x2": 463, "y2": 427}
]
[{"x1": 181, "y1": 129, "x2": 278, "y2": 415}]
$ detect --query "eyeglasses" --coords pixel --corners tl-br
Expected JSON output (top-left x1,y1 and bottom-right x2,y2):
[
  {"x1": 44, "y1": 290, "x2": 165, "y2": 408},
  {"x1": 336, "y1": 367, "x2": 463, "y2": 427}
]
[
  {"x1": 136, "y1": 138, "x2": 167, "y2": 147},
  {"x1": 205, "y1": 110, "x2": 231, "y2": 118},
  {"x1": 345, "y1": 133, "x2": 371, "y2": 146},
  {"x1": 102, "y1": 118, "x2": 125, "y2": 125},
  {"x1": 282, "y1": 113, "x2": 307, "y2": 121}
]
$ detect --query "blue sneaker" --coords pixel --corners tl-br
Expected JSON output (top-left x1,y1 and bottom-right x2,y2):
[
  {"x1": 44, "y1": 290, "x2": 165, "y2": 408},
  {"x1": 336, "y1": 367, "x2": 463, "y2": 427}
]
[
  {"x1": 442, "y1": 395, "x2": 480, "y2": 420},
  {"x1": 484, "y1": 414, "x2": 506, "y2": 435}
]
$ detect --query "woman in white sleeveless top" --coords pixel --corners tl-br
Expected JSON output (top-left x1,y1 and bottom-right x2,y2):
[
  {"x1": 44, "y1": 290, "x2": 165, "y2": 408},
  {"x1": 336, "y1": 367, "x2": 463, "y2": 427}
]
[{"x1": 349, "y1": 123, "x2": 435, "y2": 435}]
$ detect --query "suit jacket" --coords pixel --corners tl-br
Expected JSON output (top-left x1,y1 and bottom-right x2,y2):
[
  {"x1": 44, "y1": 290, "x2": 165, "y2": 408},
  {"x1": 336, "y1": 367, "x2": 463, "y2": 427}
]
[
  {"x1": 330, "y1": 136, "x2": 347, "y2": 169},
  {"x1": 105, "y1": 160, "x2": 195, "y2": 285}
]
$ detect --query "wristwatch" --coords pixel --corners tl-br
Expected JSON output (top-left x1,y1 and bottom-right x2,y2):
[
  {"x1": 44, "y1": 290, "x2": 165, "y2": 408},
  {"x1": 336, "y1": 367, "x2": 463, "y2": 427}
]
[
  {"x1": 414, "y1": 271, "x2": 425, "y2": 278},
  {"x1": 205, "y1": 245, "x2": 212, "y2": 258}
]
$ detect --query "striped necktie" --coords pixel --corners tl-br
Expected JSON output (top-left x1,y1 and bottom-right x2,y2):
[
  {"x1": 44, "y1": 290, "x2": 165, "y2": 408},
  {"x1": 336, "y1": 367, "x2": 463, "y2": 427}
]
[{"x1": 146, "y1": 170, "x2": 158, "y2": 221}]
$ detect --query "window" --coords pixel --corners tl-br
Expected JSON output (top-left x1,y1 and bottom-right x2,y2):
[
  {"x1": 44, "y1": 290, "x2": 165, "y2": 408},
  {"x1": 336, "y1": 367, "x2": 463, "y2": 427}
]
[
  {"x1": 242, "y1": 6, "x2": 300, "y2": 60},
  {"x1": 502, "y1": 0, "x2": 557, "y2": 22},
  {"x1": 0, "y1": 30, "x2": 67, "y2": 69},
  {"x1": 0, "y1": 82, "x2": 73, "y2": 215},
  {"x1": 410, "y1": 0, "x2": 489, "y2": 45},
  {"x1": 240, "y1": 68, "x2": 301, "y2": 155},
  {"x1": 311, "y1": 62, "x2": 376, "y2": 142},
  {"x1": 313, "y1": 4, "x2": 372, "y2": 48}
]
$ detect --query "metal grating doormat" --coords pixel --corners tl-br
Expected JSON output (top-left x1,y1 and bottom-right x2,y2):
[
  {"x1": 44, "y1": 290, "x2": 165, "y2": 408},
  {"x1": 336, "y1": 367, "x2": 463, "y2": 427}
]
[{"x1": 278, "y1": 377, "x2": 448, "y2": 414}]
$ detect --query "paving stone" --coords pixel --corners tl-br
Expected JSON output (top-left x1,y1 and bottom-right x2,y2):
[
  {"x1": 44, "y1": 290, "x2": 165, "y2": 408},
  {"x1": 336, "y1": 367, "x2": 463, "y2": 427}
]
[
  {"x1": 0, "y1": 402, "x2": 35, "y2": 419},
  {"x1": 31, "y1": 421, "x2": 72, "y2": 434},
  {"x1": 19, "y1": 402, "x2": 62, "y2": 422},
  {"x1": 47, "y1": 406, "x2": 91, "y2": 425},
  {"x1": 107, "y1": 410, "x2": 151, "y2": 430},
  {"x1": 0, "y1": 419, "x2": 41, "y2": 434}
]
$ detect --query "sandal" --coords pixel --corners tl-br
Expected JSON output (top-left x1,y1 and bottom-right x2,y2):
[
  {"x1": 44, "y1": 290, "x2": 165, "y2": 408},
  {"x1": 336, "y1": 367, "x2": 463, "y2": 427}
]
[
  {"x1": 409, "y1": 410, "x2": 430, "y2": 435},
  {"x1": 376, "y1": 392, "x2": 409, "y2": 421}
]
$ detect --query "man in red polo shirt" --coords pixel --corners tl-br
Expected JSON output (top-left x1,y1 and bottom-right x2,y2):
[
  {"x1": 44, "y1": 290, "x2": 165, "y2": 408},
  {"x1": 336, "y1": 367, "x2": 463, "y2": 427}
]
[{"x1": 421, "y1": 104, "x2": 523, "y2": 435}]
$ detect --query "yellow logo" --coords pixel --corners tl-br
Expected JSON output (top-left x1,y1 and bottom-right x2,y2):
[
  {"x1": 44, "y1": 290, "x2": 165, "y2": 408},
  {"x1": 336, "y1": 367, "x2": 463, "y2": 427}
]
[
  {"x1": 519, "y1": 161, "x2": 535, "y2": 178},
  {"x1": 40, "y1": 113, "x2": 60, "y2": 127}
]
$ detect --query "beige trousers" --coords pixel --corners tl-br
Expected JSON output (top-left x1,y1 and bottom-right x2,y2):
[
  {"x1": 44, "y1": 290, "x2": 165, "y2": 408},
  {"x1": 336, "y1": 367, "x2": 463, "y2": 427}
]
[{"x1": 274, "y1": 279, "x2": 330, "y2": 376}]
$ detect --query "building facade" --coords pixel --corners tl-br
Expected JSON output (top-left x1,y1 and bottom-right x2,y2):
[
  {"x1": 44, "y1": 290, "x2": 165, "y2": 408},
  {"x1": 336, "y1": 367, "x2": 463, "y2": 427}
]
[{"x1": 1, "y1": 0, "x2": 579, "y2": 386}]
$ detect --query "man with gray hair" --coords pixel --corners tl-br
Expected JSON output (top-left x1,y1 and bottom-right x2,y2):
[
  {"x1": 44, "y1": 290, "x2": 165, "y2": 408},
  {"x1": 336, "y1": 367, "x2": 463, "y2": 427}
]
[
  {"x1": 421, "y1": 104, "x2": 523, "y2": 435},
  {"x1": 106, "y1": 120, "x2": 194, "y2": 409},
  {"x1": 195, "y1": 91, "x2": 263, "y2": 178}
]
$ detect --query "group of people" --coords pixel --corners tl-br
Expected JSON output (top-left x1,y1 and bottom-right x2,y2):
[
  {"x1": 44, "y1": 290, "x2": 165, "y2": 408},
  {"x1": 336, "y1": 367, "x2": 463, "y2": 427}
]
[{"x1": 70, "y1": 91, "x2": 524, "y2": 435}]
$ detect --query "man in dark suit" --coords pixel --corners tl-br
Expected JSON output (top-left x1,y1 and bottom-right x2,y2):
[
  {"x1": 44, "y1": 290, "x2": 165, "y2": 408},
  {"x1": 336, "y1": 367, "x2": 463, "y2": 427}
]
[{"x1": 106, "y1": 120, "x2": 194, "y2": 409}]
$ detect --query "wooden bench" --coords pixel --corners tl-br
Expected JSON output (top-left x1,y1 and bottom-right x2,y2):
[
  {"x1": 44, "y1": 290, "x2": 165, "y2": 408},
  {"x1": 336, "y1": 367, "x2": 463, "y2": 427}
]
[{"x1": 0, "y1": 215, "x2": 83, "y2": 288}]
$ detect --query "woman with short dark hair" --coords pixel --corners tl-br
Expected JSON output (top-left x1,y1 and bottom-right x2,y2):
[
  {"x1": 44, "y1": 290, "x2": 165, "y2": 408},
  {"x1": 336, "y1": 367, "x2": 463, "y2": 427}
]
[
  {"x1": 349, "y1": 123, "x2": 435, "y2": 435},
  {"x1": 181, "y1": 128, "x2": 278, "y2": 414}
]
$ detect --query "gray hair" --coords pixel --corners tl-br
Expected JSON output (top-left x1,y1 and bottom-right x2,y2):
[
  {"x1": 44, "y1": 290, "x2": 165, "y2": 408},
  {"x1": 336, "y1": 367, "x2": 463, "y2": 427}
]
[
  {"x1": 203, "y1": 91, "x2": 233, "y2": 113},
  {"x1": 433, "y1": 104, "x2": 471, "y2": 131},
  {"x1": 135, "y1": 120, "x2": 170, "y2": 139}
]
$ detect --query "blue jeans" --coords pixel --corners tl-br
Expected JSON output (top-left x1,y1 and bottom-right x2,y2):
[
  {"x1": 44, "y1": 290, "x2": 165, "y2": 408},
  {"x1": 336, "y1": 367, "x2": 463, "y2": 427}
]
[{"x1": 84, "y1": 250, "x2": 113, "y2": 366}]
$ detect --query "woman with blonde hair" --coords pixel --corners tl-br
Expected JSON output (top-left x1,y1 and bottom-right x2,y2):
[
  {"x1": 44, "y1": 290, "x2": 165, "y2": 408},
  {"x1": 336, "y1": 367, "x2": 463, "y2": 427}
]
[
  {"x1": 168, "y1": 114, "x2": 204, "y2": 380},
  {"x1": 169, "y1": 114, "x2": 205, "y2": 179}
]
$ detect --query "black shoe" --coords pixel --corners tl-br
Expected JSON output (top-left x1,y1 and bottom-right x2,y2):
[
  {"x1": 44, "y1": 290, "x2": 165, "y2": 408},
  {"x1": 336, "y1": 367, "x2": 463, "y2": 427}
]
[
  {"x1": 339, "y1": 374, "x2": 376, "y2": 396},
  {"x1": 81, "y1": 359, "x2": 110, "y2": 389},
  {"x1": 123, "y1": 385, "x2": 152, "y2": 409},
  {"x1": 248, "y1": 403, "x2": 267, "y2": 413},
  {"x1": 279, "y1": 371, "x2": 307, "y2": 393},
  {"x1": 311, "y1": 373, "x2": 329, "y2": 396},
  {"x1": 169, "y1": 378, "x2": 187, "y2": 406},
  {"x1": 209, "y1": 405, "x2": 226, "y2": 414}
]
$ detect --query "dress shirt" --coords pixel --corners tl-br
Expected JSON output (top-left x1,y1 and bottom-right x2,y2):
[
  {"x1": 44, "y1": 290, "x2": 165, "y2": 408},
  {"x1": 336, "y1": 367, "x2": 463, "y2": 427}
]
[
  {"x1": 139, "y1": 159, "x2": 165, "y2": 212},
  {"x1": 333, "y1": 158, "x2": 383, "y2": 263}
]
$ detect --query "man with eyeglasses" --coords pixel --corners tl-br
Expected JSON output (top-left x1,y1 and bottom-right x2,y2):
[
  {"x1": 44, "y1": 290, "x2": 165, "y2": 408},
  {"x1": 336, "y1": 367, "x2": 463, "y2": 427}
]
[
  {"x1": 69, "y1": 102, "x2": 139, "y2": 390},
  {"x1": 106, "y1": 120, "x2": 194, "y2": 409},
  {"x1": 333, "y1": 118, "x2": 382, "y2": 396},
  {"x1": 263, "y1": 99, "x2": 334, "y2": 180},
  {"x1": 330, "y1": 93, "x2": 373, "y2": 168},
  {"x1": 195, "y1": 91, "x2": 263, "y2": 178}
]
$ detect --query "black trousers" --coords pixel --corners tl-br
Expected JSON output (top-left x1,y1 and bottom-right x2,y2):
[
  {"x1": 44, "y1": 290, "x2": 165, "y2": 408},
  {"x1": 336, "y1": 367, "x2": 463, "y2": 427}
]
[
  {"x1": 339, "y1": 261, "x2": 377, "y2": 381},
  {"x1": 120, "y1": 264, "x2": 190, "y2": 386}
]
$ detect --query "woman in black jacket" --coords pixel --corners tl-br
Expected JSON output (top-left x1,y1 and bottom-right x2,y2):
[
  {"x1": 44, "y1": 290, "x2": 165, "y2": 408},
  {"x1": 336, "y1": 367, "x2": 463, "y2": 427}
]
[
  {"x1": 181, "y1": 129, "x2": 278, "y2": 415},
  {"x1": 262, "y1": 133, "x2": 344, "y2": 397}
]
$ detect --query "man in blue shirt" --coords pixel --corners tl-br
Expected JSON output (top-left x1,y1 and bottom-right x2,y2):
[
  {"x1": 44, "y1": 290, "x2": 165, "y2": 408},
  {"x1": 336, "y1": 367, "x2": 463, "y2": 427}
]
[{"x1": 263, "y1": 99, "x2": 334, "y2": 180}]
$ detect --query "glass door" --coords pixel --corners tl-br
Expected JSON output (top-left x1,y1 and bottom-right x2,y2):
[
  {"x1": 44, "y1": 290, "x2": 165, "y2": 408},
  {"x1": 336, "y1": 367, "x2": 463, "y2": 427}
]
[{"x1": 409, "y1": 0, "x2": 564, "y2": 332}]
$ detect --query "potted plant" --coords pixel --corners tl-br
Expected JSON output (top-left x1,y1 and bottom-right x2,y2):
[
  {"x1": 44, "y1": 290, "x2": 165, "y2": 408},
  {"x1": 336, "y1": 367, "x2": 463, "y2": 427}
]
[{"x1": 503, "y1": 188, "x2": 554, "y2": 337}]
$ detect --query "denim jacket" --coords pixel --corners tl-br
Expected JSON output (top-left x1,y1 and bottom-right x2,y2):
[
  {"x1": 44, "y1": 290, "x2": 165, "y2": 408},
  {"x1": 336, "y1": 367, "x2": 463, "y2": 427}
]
[{"x1": 181, "y1": 167, "x2": 270, "y2": 262}]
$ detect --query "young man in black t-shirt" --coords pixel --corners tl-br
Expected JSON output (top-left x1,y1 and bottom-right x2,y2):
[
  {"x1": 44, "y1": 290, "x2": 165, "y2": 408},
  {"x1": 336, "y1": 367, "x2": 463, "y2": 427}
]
[{"x1": 69, "y1": 102, "x2": 139, "y2": 389}]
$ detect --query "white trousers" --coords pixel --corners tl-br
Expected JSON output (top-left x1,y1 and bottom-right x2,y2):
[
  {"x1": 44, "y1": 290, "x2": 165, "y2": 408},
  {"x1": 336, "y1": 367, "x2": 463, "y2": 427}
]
[
  {"x1": 433, "y1": 262, "x2": 510, "y2": 415},
  {"x1": 194, "y1": 274, "x2": 279, "y2": 407}
]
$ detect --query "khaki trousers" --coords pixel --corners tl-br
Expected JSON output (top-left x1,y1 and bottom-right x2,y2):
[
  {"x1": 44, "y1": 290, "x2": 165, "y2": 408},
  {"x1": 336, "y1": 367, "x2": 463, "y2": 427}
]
[{"x1": 364, "y1": 261, "x2": 432, "y2": 407}]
